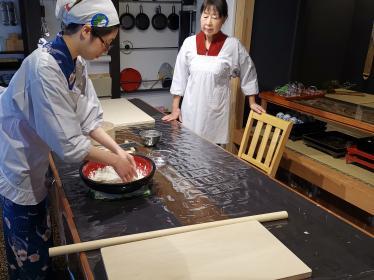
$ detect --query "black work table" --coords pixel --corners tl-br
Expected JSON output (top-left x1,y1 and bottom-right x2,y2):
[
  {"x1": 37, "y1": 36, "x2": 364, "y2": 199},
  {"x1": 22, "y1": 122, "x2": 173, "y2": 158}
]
[{"x1": 50, "y1": 99, "x2": 374, "y2": 280}]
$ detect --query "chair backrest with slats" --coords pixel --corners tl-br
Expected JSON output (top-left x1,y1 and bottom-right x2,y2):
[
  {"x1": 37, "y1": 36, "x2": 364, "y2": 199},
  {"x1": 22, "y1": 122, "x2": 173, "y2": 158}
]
[{"x1": 238, "y1": 111, "x2": 293, "y2": 178}]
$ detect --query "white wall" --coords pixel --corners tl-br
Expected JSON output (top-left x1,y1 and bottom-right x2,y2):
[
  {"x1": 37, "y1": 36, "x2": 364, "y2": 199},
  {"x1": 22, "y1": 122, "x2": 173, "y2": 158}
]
[{"x1": 119, "y1": 1, "x2": 180, "y2": 91}]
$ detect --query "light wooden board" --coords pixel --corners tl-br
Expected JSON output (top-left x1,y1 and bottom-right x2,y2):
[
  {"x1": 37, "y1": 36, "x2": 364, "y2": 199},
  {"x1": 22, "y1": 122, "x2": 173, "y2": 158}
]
[
  {"x1": 101, "y1": 220, "x2": 312, "y2": 280},
  {"x1": 325, "y1": 92, "x2": 374, "y2": 105},
  {"x1": 362, "y1": 102, "x2": 374, "y2": 109},
  {"x1": 99, "y1": 98, "x2": 155, "y2": 127},
  {"x1": 286, "y1": 140, "x2": 373, "y2": 186}
]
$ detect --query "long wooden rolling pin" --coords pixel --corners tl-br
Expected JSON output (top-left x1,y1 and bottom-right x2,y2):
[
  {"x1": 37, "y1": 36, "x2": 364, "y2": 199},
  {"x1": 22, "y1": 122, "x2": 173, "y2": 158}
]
[{"x1": 49, "y1": 211, "x2": 288, "y2": 257}]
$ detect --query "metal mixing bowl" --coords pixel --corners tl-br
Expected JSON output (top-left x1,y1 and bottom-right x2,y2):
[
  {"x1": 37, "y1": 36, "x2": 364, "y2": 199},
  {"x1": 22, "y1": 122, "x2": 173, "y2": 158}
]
[{"x1": 139, "y1": 129, "x2": 162, "y2": 147}]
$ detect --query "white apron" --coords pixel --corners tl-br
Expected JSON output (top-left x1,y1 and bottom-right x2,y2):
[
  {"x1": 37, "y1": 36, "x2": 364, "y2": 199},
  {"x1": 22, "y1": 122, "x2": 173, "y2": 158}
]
[{"x1": 171, "y1": 35, "x2": 259, "y2": 144}]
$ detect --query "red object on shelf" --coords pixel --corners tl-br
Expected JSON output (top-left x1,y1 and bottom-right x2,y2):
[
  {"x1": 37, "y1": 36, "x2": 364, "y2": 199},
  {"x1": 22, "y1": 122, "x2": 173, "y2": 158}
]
[
  {"x1": 346, "y1": 146, "x2": 374, "y2": 170},
  {"x1": 120, "y1": 68, "x2": 142, "y2": 92}
]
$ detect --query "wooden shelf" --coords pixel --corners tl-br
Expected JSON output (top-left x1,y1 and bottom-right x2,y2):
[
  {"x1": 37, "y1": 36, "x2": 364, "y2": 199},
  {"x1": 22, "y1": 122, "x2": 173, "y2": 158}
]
[
  {"x1": 0, "y1": 51, "x2": 24, "y2": 54},
  {"x1": 260, "y1": 91, "x2": 374, "y2": 133},
  {"x1": 232, "y1": 128, "x2": 374, "y2": 215},
  {"x1": 281, "y1": 144, "x2": 374, "y2": 215},
  {"x1": 0, "y1": 61, "x2": 21, "y2": 70},
  {"x1": 254, "y1": 92, "x2": 374, "y2": 217}
]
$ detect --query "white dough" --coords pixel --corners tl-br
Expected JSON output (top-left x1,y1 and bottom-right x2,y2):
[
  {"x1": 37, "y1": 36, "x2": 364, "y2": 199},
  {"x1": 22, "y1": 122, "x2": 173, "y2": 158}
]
[{"x1": 89, "y1": 166, "x2": 145, "y2": 183}]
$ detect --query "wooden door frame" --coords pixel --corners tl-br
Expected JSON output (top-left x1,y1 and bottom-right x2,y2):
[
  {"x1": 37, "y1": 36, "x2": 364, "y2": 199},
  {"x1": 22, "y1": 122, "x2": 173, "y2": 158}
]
[{"x1": 228, "y1": 0, "x2": 256, "y2": 153}]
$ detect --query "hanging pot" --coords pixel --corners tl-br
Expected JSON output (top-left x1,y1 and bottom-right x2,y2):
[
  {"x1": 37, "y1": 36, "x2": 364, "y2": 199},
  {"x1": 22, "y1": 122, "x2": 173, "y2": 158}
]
[
  {"x1": 167, "y1": 5, "x2": 179, "y2": 31},
  {"x1": 120, "y1": 68, "x2": 142, "y2": 92},
  {"x1": 120, "y1": 4, "x2": 135, "y2": 30},
  {"x1": 152, "y1": 5, "x2": 167, "y2": 30},
  {"x1": 135, "y1": 5, "x2": 150, "y2": 31}
]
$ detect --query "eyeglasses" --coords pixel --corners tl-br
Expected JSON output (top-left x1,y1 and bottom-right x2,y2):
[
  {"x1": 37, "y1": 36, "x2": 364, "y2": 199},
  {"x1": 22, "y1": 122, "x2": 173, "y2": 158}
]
[{"x1": 94, "y1": 32, "x2": 113, "y2": 52}]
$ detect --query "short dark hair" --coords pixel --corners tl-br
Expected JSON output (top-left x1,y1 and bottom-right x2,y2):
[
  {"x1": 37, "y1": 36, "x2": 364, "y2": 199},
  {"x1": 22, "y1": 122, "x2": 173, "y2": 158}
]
[
  {"x1": 200, "y1": 0, "x2": 228, "y2": 18},
  {"x1": 62, "y1": 23, "x2": 119, "y2": 36}
]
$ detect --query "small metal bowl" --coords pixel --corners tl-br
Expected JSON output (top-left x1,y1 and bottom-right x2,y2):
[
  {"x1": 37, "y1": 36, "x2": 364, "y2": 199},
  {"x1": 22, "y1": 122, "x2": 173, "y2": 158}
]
[{"x1": 139, "y1": 129, "x2": 162, "y2": 147}]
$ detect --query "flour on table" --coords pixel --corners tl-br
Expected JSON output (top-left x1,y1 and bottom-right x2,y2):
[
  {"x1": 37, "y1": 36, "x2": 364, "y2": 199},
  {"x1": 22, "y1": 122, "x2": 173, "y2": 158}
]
[{"x1": 88, "y1": 166, "x2": 145, "y2": 183}]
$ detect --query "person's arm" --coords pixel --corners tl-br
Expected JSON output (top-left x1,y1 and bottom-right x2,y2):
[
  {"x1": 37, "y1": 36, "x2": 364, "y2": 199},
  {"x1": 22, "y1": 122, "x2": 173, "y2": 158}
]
[
  {"x1": 249, "y1": 95, "x2": 265, "y2": 114},
  {"x1": 89, "y1": 126, "x2": 135, "y2": 165},
  {"x1": 162, "y1": 38, "x2": 190, "y2": 122},
  {"x1": 162, "y1": 95, "x2": 182, "y2": 122},
  {"x1": 89, "y1": 126, "x2": 122, "y2": 154},
  {"x1": 84, "y1": 145, "x2": 136, "y2": 182}
]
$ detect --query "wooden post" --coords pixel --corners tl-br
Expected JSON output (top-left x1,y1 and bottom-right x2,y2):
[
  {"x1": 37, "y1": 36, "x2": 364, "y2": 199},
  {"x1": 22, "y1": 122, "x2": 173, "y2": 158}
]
[
  {"x1": 110, "y1": 0, "x2": 121, "y2": 99},
  {"x1": 18, "y1": 0, "x2": 41, "y2": 55},
  {"x1": 227, "y1": 0, "x2": 256, "y2": 153}
]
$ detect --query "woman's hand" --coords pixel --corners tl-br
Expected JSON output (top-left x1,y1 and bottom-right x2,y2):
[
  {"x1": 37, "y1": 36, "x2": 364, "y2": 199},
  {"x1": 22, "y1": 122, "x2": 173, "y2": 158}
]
[
  {"x1": 250, "y1": 103, "x2": 266, "y2": 114},
  {"x1": 162, "y1": 108, "x2": 182, "y2": 122},
  {"x1": 113, "y1": 151, "x2": 137, "y2": 182}
]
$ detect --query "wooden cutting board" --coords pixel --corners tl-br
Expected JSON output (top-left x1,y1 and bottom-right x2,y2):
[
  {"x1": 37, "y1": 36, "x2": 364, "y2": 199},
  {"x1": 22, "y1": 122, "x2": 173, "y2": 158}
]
[
  {"x1": 100, "y1": 98, "x2": 155, "y2": 127},
  {"x1": 101, "y1": 220, "x2": 312, "y2": 280}
]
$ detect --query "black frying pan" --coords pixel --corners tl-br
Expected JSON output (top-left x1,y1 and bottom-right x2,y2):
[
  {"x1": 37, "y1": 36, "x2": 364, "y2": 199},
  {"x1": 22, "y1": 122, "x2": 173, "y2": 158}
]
[
  {"x1": 135, "y1": 5, "x2": 150, "y2": 30},
  {"x1": 167, "y1": 5, "x2": 179, "y2": 30},
  {"x1": 152, "y1": 5, "x2": 167, "y2": 30},
  {"x1": 120, "y1": 4, "x2": 135, "y2": 30}
]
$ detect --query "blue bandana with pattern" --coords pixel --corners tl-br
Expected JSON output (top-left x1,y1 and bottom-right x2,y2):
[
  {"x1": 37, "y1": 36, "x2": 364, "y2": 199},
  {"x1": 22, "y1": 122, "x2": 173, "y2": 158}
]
[{"x1": 47, "y1": 33, "x2": 76, "y2": 90}]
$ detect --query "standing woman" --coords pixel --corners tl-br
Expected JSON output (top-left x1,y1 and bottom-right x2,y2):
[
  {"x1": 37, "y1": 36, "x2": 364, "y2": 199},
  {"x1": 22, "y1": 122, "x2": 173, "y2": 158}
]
[
  {"x1": 162, "y1": 0, "x2": 265, "y2": 145},
  {"x1": 0, "y1": 0, "x2": 136, "y2": 278}
]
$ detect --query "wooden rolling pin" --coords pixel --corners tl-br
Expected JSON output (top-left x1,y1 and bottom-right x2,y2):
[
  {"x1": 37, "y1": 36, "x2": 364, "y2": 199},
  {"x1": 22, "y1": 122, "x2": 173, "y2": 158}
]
[{"x1": 49, "y1": 211, "x2": 288, "y2": 257}]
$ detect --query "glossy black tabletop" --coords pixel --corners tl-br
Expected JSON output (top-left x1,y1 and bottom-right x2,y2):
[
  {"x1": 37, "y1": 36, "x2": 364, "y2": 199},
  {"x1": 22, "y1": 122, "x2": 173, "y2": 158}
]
[{"x1": 53, "y1": 99, "x2": 374, "y2": 279}]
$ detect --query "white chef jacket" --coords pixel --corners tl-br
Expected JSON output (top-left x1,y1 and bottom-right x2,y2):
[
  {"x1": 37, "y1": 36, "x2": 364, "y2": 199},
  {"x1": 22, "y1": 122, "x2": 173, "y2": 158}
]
[
  {"x1": 170, "y1": 34, "x2": 259, "y2": 144},
  {"x1": 0, "y1": 34, "x2": 102, "y2": 205}
]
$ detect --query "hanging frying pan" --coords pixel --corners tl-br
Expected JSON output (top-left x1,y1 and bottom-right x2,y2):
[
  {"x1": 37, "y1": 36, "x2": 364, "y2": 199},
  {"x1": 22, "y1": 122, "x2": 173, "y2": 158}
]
[
  {"x1": 152, "y1": 5, "x2": 167, "y2": 30},
  {"x1": 135, "y1": 5, "x2": 150, "y2": 30},
  {"x1": 120, "y1": 68, "x2": 142, "y2": 92},
  {"x1": 120, "y1": 4, "x2": 135, "y2": 30},
  {"x1": 167, "y1": 5, "x2": 179, "y2": 31}
]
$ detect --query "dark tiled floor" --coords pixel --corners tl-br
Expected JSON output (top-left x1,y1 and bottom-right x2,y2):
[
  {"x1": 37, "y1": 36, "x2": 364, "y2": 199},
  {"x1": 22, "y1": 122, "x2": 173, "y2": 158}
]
[{"x1": 0, "y1": 206, "x2": 8, "y2": 280}]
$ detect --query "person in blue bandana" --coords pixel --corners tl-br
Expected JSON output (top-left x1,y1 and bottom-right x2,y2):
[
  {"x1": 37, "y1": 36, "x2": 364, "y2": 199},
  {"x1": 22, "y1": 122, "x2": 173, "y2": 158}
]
[{"x1": 0, "y1": 0, "x2": 136, "y2": 278}]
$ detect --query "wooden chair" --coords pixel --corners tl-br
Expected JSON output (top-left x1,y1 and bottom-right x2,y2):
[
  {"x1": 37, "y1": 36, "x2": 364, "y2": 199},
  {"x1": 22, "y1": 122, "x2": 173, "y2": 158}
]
[{"x1": 238, "y1": 111, "x2": 293, "y2": 178}]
